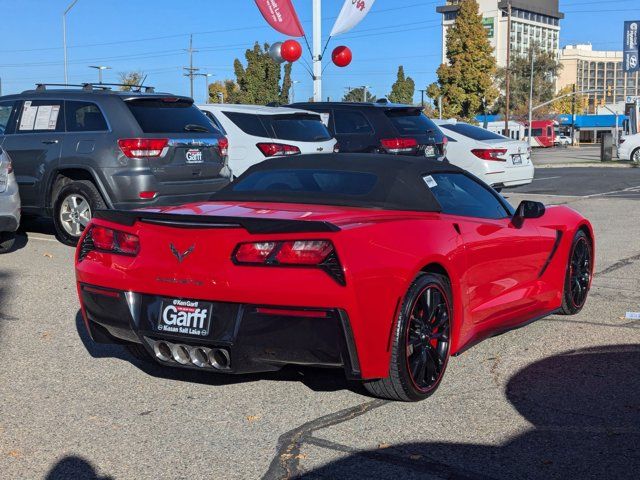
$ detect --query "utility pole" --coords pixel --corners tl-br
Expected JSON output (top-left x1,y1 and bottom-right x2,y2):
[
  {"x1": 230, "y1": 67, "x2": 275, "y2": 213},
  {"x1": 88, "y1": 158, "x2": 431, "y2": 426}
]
[
  {"x1": 89, "y1": 65, "x2": 110, "y2": 84},
  {"x1": 183, "y1": 34, "x2": 199, "y2": 99},
  {"x1": 439, "y1": 96, "x2": 443, "y2": 119},
  {"x1": 312, "y1": 0, "x2": 322, "y2": 101},
  {"x1": 570, "y1": 83, "x2": 576, "y2": 146},
  {"x1": 194, "y1": 72, "x2": 213, "y2": 104},
  {"x1": 418, "y1": 89, "x2": 426, "y2": 108},
  {"x1": 362, "y1": 85, "x2": 370, "y2": 103},
  {"x1": 504, "y1": 1, "x2": 512, "y2": 137},
  {"x1": 291, "y1": 80, "x2": 300, "y2": 103}
]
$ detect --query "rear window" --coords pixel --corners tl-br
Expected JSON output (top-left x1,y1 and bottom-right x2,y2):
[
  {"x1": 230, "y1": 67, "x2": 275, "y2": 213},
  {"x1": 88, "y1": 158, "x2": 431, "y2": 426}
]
[
  {"x1": 126, "y1": 99, "x2": 216, "y2": 134},
  {"x1": 223, "y1": 112, "x2": 269, "y2": 137},
  {"x1": 232, "y1": 169, "x2": 377, "y2": 196},
  {"x1": 440, "y1": 123, "x2": 505, "y2": 141},
  {"x1": 386, "y1": 110, "x2": 440, "y2": 136},
  {"x1": 334, "y1": 110, "x2": 374, "y2": 135},
  {"x1": 270, "y1": 114, "x2": 332, "y2": 142}
]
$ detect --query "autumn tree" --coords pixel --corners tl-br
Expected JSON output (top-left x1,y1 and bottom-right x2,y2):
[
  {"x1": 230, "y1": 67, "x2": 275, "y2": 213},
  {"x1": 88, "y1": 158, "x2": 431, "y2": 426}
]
[
  {"x1": 207, "y1": 80, "x2": 239, "y2": 103},
  {"x1": 427, "y1": 0, "x2": 497, "y2": 119},
  {"x1": 550, "y1": 84, "x2": 583, "y2": 114},
  {"x1": 342, "y1": 87, "x2": 376, "y2": 103},
  {"x1": 494, "y1": 47, "x2": 561, "y2": 118},
  {"x1": 388, "y1": 66, "x2": 415, "y2": 104},
  {"x1": 118, "y1": 71, "x2": 145, "y2": 91},
  {"x1": 229, "y1": 42, "x2": 292, "y2": 104}
]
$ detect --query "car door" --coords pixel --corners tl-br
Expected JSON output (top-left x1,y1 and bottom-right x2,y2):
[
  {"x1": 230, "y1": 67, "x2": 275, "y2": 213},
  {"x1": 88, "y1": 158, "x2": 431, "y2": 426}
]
[
  {"x1": 427, "y1": 172, "x2": 556, "y2": 329},
  {"x1": 1, "y1": 99, "x2": 65, "y2": 211}
]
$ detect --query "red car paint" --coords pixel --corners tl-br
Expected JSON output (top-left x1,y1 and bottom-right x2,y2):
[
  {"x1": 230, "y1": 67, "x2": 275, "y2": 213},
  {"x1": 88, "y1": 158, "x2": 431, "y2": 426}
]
[{"x1": 75, "y1": 200, "x2": 594, "y2": 379}]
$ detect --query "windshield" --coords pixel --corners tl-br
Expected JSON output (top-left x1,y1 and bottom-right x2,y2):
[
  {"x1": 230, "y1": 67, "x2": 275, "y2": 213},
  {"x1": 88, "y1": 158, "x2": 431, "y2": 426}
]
[
  {"x1": 440, "y1": 123, "x2": 506, "y2": 141},
  {"x1": 126, "y1": 99, "x2": 217, "y2": 134}
]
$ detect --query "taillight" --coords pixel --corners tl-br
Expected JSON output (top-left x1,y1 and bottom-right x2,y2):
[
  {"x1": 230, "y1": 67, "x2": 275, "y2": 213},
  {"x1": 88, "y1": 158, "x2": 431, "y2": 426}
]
[
  {"x1": 218, "y1": 137, "x2": 229, "y2": 158},
  {"x1": 471, "y1": 148, "x2": 508, "y2": 161},
  {"x1": 6, "y1": 159, "x2": 13, "y2": 174},
  {"x1": 232, "y1": 240, "x2": 344, "y2": 284},
  {"x1": 441, "y1": 136, "x2": 448, "y2": 158},
  {"x1": 380, "y1": 138, "x2": 418, "y2": 154},
  {"x1": 256, "y1": 143, "x2": 301, "y2": 157},
  {"x1": 333, "y1": 143, "x2": 340, "y2": 153},
  {"x1": 84, "y1": 225, "x2": 140, "y2": 257},
  {"x1": 118, "y1": 138, "x2": 168, "y2": 158}
]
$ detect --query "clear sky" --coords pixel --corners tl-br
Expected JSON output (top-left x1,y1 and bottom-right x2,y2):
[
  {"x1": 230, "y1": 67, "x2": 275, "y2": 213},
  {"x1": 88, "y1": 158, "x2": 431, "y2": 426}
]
[{"x1": 0, "y1": 0, "x2": 638, "y2": 104}]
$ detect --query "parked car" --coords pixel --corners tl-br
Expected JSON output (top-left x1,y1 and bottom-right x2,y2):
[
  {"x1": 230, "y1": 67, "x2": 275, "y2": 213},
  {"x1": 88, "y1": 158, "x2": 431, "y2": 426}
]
[
  {"x1": 199, "y1": 104, "x2": 337, "y2": 176},
  {"x1": 435, "y1": 120, "x2": 534, "y2": 190},
  {"x1": 75, "y1": 154, "x2": 594, "y2": 402},
  {"x1": 0, "y1": 84, "x2": 231, "y2": 246},
  {"x1": 618, "y1": 133, "x2": 640, "y2": 162},
  {"x1": 555, "y1": 135, "x2": 571, "y2": 146},
  {"x1": 0, "y1": 147, "x2": 20, "y2": 253},
  {"x1": 287, "y1": 101, "x2": 447, "y2": 161}
]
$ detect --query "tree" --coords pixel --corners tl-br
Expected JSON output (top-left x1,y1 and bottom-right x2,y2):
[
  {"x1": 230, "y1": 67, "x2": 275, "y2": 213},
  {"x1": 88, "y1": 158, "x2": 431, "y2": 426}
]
[
  {"x1": 550, "y1": 84, "x2": 583, "y2": 115},
  {"x1": 494, "y1": 48, "x2": 561, "y2": 118},
  {"x1": 228, "y1": 42, "x2": 292, "y2": 104},
  {"x1": 427, "y1": 0, "x2": 497, "y2": 120},
  {"x1": 342, "y1": 87, "x2": 376, "y2": 103},
  {"x1": 118, "y1": 71, "x2": 145, "y2": 91},
  {"x1": 388, "y1": 66, "x2": 415, "y2": 104},
  {"x1": 208, "y1": 80, "x2": 238, "y2": 103}
]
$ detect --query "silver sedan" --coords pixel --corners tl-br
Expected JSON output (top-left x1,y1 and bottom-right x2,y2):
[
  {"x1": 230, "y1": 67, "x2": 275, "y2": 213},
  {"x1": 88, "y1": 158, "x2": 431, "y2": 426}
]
[{"x1": 0, "y1": 148, "x2": 20, "y2": 253}]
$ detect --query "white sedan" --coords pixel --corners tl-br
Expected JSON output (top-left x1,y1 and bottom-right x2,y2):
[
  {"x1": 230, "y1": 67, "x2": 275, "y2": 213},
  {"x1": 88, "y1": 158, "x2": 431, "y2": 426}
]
[
  {"x1": 435, "y1": 120, "x2": 535, "y2": 190},
  {"x1": 199, "y1": 104, "x2": 337, "y2": 177},
  {"x1": 618, "y1": 133, "x2": 640, "y2": 162}
]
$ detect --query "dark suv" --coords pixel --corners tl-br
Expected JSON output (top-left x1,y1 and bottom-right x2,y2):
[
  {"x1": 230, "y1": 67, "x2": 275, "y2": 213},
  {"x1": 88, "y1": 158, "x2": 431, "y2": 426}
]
[
  {"x1": 287, "y1": 101, "x2": 447, "y2": 161},
  {"x1": 0, "y1": 84, "x2": 231, "y2": 245}
]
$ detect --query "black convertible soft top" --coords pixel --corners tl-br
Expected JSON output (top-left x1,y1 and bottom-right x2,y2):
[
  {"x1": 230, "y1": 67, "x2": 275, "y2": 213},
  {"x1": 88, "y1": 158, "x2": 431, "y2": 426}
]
[{"x1": 212, "y1": 153, "x2": 464, "y2": 212}]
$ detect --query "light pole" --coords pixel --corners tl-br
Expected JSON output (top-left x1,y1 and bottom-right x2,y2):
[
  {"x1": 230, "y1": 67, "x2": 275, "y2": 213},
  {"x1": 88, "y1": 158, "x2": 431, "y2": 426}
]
[
  {"x1": 291, "y1": 80, "x2": 300, "y2": 103},
  {"x1": 63, "y1": 0, "x2": 80, "y2": 84},
  {"x1": 194, "y1": 73, "x2": 213, "y2": 104},
  {"x1": 528, "y1": 47, "x2": 535, "y2": 148},
  {"x1": 312, "y1": 0, "x2": 322, "y2": 101},
  {"x1": 89, "y1": 65, "x2": 110, "y2": 84},
  {"x1": 361, "y1": 85, "x2": 371, "y2": 103}
]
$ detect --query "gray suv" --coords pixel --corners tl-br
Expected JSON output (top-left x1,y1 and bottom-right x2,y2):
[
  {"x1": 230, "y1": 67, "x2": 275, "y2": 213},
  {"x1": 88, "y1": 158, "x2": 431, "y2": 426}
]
[{"x1": 0, "y1": 84, "x2": 231, "y2": 245}]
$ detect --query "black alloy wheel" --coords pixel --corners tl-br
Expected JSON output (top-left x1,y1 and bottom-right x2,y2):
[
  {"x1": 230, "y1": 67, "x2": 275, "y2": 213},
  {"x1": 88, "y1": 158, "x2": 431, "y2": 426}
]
[
  {"x1": 561, "y1": 230, "x2": 592, "y2": 315},
  {"x1": 364, "y1": 273, "x2": 452, "y2": 402}
]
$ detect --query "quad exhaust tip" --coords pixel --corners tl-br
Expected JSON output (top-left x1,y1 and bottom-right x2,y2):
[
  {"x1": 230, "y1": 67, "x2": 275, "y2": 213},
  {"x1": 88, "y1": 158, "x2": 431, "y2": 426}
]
[{"x1": 148, "y1": 339, "x2": 230, "y2": 370}]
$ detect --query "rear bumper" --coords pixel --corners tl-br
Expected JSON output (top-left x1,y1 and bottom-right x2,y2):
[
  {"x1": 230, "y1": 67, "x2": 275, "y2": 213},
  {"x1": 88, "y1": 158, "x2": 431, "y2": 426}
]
[
  {"x1": 78, "y1": 283, "x2": 361, "y2": 378},
  {"x1": 0, "y1": 182, "x2": 21, "y2": 232}
]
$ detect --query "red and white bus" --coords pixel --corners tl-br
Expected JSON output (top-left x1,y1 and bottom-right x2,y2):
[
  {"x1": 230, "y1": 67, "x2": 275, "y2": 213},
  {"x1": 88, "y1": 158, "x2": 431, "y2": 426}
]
[{"x1": 525, "y1": 120, "x2": 556, "y2": 148}]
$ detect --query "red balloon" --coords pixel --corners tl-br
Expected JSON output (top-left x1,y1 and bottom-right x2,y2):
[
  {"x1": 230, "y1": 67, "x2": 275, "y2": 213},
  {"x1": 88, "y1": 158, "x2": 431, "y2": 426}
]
[
  {"x1": 281, "y1": 40, "x2": 302, "y2": 62},
  {"x1": 332, "y1": 46, "x2": 352, "y2": 67}
]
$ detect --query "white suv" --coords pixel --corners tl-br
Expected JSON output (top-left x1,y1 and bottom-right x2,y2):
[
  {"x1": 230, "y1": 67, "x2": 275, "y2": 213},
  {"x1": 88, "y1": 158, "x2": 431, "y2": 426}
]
[
  {"x1": 199, "y1": 104, "x2": 337, "y2": 177},
  {"x1": 618, "y1": 133, "x2": 640, "y2": 163}
]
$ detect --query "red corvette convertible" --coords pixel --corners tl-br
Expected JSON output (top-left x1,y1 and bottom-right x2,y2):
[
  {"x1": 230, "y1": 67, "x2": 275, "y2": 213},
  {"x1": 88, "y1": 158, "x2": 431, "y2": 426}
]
[{"x1": 75, "y1": 154, "x2": 594, "y2": 401}]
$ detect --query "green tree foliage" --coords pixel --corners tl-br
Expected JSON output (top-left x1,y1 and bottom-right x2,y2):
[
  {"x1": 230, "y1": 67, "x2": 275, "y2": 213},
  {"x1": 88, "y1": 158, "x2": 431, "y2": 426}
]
[
  {"x1": 388, "y1": 66, "x2": 415, "y2": 104},
  {"x1": 118, "y1": 71, "x2": 145, "y2": 91},
  {"x1": 342, "y1": 87, "x2": 376, "y2": 103},
  {"x1": 427, "y1": 0, "x2": 497, "y2": 119},
  {"x1": 228, "y1": 42, "x2": 292, "y2": 104},
  {"x1": 494, "y1": 48, "x2": 561, "y2": 118},
  {"x1": 207, "y1": 80, "x2": 238, "y2": 103}
]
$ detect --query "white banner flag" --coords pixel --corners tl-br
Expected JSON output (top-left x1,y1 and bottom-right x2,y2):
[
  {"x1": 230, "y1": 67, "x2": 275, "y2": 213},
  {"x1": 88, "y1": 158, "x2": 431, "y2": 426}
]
[{"x1": 330, "y1": 0, "x2": 376, "y2": 37}]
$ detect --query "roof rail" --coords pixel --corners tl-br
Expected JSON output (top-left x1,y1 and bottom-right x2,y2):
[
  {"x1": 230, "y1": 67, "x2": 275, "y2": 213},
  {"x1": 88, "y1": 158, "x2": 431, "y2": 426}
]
[{"x1": 33, "y1": 83, "x2": 155, "y2": 93}]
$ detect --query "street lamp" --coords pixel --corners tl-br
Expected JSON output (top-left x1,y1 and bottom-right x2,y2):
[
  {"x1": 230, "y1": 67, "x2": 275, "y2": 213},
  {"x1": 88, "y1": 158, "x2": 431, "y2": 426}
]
[
  {"x1": 194, "y1": 73, "x2": 214, "y2": 104},
  {"x1": 89, "y1": 65, "x2": 111, "y2": 84},
  {"x1": 291, "y1": 80, "x2": 300, "y2": 103},
  {"x1": 63, "y1": 0, "x2": 80, "y2": 84}
]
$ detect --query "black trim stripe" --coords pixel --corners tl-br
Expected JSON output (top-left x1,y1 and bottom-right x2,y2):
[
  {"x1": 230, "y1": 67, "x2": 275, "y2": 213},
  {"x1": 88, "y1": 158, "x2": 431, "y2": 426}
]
[{"x1": 539, "y1": 230, "x2": 564, "y2": 278}]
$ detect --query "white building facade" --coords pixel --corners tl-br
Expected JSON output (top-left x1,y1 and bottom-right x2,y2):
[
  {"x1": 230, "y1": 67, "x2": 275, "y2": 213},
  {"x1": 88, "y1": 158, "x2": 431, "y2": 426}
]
[{"x1": 436, "y1": 0, "x2": 563, "y2": 67}]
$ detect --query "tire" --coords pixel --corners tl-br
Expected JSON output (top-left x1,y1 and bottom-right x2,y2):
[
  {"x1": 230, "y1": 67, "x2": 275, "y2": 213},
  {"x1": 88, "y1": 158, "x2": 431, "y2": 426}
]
[
  {"x1": 632, "y1": 148, "x2": 640, "y2": 164},
  {"x1": 364, "y1": 273, "x2": 452, "y2": 402},
  {"x1": 560, "y1": 230, "x2": 593, "y2": 315},
  {"x1": 52, "y1": 180, "x2": 106, "y2": 247},
  {"x1": 125, "y1": 343, "x2": 154, "y2": 364},
  {"x1": 0, "y1": 231, "x2": 16, "y2": 254}
]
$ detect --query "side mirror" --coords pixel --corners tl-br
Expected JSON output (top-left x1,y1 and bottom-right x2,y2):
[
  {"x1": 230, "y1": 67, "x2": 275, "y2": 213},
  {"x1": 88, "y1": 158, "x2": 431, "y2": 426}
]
[{"x1": 512, "y1": 200, "x2": 545, "y2": 228}]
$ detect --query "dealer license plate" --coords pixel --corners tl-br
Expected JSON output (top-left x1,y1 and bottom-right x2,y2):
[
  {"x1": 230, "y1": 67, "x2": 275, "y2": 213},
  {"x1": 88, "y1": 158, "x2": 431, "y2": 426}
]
[
  {"x1": 512, "y1": 154, "x2": 522, "y2": 165},
  {"x1": 185, "y1": 148, "x2": 204, "y2": 164},
  {"x1": 424, "y1": 145, "x2": 436, "y2": 157},
  {"x1": 157, "y1": 299, "x2": 212, "y2": 337}
]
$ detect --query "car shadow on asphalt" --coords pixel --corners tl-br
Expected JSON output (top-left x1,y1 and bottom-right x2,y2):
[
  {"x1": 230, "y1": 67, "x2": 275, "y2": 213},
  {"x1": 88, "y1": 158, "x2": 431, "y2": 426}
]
[
  {"x1": 74, "y1": 311, "x2": 367, "y2": 396},
  {"x1": 44, "y1": 455, "x2": 113, "y2": 480},
  {"x1": 290, "y1": 344, "x2": 640, "y2": 480}
]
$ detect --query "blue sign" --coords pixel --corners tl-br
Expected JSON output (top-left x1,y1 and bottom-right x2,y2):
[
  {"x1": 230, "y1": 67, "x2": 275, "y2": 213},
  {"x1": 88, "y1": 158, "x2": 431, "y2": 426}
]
[{"x1": 623, "y1": 21, "x2": 640, "y2": 73}]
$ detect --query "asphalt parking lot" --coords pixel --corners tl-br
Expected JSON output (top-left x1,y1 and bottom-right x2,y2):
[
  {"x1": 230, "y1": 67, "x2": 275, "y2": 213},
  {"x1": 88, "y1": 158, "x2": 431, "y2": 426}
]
[{"x1": 1, "y1": 158, "x2": 639, "y2": 479}]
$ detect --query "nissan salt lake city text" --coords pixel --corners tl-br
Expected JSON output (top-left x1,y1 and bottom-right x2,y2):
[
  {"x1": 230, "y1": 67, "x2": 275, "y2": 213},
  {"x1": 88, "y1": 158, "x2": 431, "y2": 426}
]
[{"x1": 75, "y1": 154, "x2": 594, "y2": 402}]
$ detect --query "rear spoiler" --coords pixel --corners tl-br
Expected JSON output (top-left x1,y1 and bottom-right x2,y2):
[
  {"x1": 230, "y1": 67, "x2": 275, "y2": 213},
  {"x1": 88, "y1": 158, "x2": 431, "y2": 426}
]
[{"x1": 93, "y1": 210, "x2": 341, "y2": 234}]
